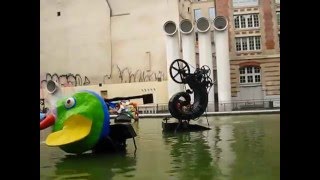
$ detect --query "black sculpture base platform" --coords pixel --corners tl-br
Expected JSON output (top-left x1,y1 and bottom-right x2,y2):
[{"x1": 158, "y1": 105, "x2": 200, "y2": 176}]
[
  {"x1": 162, "y1": 120, "x2": 211, "y2": 132},
  {"x1": 114, "y1": 113, "x2": 132, "y2": 123},
  {"x1": 92, "y1": 123, "x2": 137, "y2": 154}
]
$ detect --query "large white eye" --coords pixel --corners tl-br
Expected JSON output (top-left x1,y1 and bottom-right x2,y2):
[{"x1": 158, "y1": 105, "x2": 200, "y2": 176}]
[{"x1": 65, "y1": 97, "x2": 76, "y2": 109}]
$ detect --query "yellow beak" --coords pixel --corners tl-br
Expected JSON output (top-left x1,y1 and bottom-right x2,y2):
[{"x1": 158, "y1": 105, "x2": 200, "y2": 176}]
[{"x1": 45, "y1": 115, "x2": 92, "y2": 146}]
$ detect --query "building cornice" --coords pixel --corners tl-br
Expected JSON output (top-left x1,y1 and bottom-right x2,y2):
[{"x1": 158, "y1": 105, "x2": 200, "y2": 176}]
[{"x1": 230, "y1": 54, "x2": 280, "y2": 60}]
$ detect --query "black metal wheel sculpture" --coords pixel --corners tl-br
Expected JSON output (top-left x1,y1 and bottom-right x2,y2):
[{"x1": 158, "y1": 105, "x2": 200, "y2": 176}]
[
  {"x1": 168, "y1": 59, "x2": 214, "y2": 121},
  {"x1": 169, "y1": 59, "x2": 190, "y2": 84},
  {"x1": 201, "y1": 65, "x2": 213, "y2": 89},
  {"x1": 194, "y1": 65, "x2": 213, "y2": 89}
]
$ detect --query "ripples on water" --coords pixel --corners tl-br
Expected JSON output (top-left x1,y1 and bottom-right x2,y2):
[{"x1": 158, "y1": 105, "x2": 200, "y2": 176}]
[{"x1": 40, "y1": 114, "x2": 280, "y2": 180}]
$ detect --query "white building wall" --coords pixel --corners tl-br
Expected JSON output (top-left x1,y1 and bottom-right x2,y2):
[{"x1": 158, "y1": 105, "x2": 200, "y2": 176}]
[
  {"x1": 40, "y1": 0, "x2": 112, "y2": 85},
  {"x1": 40, "y1": 0, "x2": 180, "y2": 86},
  {"x1": 108, "y1": 0, "x2": 180, "y2": 84}
]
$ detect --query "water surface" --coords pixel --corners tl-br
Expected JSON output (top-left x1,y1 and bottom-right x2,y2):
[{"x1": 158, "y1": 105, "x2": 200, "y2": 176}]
[{"x1": 40, "y1": 114, "x2": 280, "y2": 180}]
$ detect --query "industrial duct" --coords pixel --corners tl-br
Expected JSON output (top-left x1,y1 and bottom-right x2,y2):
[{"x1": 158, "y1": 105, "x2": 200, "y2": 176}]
[
  {"x1": 163, "y1": 21, "x2": 183, "y2": 100},
  {"x1": 196, "y1": 17, "x2": 215, "y2": 111},
  {"x1": 179, "y1": 19, "x2": 194, "y2": 34},
  {"x1": 46, "y1": 80, "x2": 60, "y2": 94},
  {"x1": 213, "y1": 16, "x2": 232, "y2": 111},
  {"x1": 179, "y1": 19, "x2": 196, "y2": 68},
  {"x1": 213, "y1": 16, "x2": 228, "y2": 31},
  {"x1": 164, "y1": 21, "x2": 178, "y2": 36},
  {"x1": 179, "y1": 19, "x2": 196, "y2": 103}
]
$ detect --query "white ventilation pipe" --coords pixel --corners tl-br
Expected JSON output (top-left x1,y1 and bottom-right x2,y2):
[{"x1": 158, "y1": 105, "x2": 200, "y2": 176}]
[
  {"x1": 179, "y1": 19, "x2": 196, "y2": 70},
  {"x1": 163, "y1": 21, "x2": 183, "y2": 100},
  {"x1": 45, "y1": 80, "x2": 63, "y2": 110},
  {"x1": 196, "y1": 17, "x2": 215, "y2": 111},
  {"x1": 179, "y1": 19, "x2": 196, "y2": 102},
  {"x1": 213, "y1": 16, "x2": 232, "y2": 111},
  {"x1": 46, "y1": 80, "x2": 61, "y2": 95}
]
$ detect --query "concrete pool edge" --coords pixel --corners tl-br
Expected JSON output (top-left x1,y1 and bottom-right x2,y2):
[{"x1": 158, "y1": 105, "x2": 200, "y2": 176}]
[{"x1": 110, "y1": 109, "x2": 280, "y2": 119}]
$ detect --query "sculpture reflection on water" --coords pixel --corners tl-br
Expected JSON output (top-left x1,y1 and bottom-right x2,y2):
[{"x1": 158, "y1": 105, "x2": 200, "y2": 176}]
[
  {"x1": 161, "y1": 118, "x2": 239, "y2": 179},
  {"x1": 54, "y1": 153, "x2": 137, "y2": 179},
  {"x1": 163, "y1": 59, "x2": 214, "y2": 132},
  {"x1": 162, "y1": 131, "x2": 221, "y2": 179}
]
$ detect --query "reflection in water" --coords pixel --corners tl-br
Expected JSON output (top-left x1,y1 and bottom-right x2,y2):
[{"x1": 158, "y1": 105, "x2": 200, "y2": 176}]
[
  {"x1": 41, "y1": 115, "x2": 280, "y2": 180},
  {"x1": 230, "y1": 117, "x2": 280, "y2": 180},
  {"x1": 132, "y1": 120, "x2": 139, "y2": 134},
  {"x1": 53, "y1": 153, "x2": 136, "y2": 180},
  {"x1": 162, "y1": 115, "x2": 280, "y2": 180},
  {"x1": 163, "y1": 131, "x2": 221, "y2": 179},
  {"x1": 205, "y1": 124, "x2": 236, "y2": 180}
]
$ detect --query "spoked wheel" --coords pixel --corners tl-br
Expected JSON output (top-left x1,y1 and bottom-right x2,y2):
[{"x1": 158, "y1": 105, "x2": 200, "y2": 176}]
[
  {"x1": 200, "y1": 65, "x2": 211, "y2": 77},
  {"x1": 194, "y1": 65, "x2": 213, "y2": 88},
  {"x1": 169, "y1": 59, "x2": 190, "y2": 84}
]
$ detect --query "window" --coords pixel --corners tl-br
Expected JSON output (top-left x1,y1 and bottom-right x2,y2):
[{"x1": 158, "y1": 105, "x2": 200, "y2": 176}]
[
  {"x1": 255, "y1": 36, "x2": 261, "y2": 49},
  {"x1": 253, "y1": 14, "x2": 259, "y2": 27},
  {"x1": 239, "y1": 66, "x2": 261, "y2": 84},
  {"x1": 276, "y1": 11, "x2": 280, "y2": 25},
  {"x1": 235, "y1": 36, "x2": 261, "y2": 51},
  {"x1": 194, "y1": 9, "x2": 202, "y2": 21},
  {"x1": 234, "y1": 14, "x2": 260, "y2": 29},
  {"x1": 209, "y1": 7, "x2": 216, "y2": 20},
  {"x1": 249, "y1": 36, "x2": 255, "y2": 50},
  {"x1": 247, "y1": 16, "x2": 253, "y2": 27},
  {"x1": 234, "y1": 16, "x2": 240, "y2": 28},
  {"x1": 236, "y1": 38, "x2": 242, "y2": 50}
]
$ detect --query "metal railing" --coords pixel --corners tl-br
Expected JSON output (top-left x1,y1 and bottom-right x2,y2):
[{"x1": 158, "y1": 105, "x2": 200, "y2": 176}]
[
  {"x1": 137, "y1": 99, "x2": 280, "y2": 114},
  {"x1": 219, "y1": 99, "x2": 280, "y2": 112},
  {"x1": 40, "y1": 98, "x2": 280, "y2": 114}
]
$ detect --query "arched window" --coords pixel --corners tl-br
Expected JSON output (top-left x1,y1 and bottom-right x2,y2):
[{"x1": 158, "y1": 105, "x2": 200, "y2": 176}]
[{"x1": 239, "y1": 66, "x2": 261, "y2": 84}]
